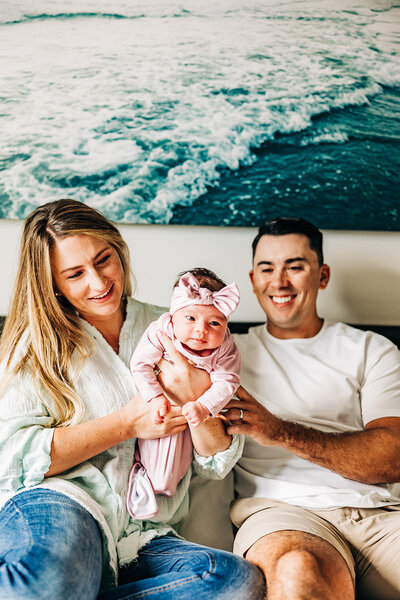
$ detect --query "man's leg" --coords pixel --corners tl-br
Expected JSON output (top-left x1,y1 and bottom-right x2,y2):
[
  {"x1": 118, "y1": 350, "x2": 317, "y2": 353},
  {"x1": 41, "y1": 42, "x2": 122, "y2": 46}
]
[
  {"x1": 231, "y1": 498, "x2": 355, "y2": 600},
  {"x1": 246, "y1": 530, "x2": 354, "y2": 600},
  {"x1": 316, "y1": 505, "x2": 400, "y2": 600}
]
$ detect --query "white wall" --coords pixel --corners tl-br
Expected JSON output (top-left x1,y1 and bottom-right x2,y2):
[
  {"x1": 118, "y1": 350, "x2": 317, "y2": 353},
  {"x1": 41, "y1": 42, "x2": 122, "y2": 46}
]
[{"x1": 1, "y1": 218, "x2": 399, "y2": 325}]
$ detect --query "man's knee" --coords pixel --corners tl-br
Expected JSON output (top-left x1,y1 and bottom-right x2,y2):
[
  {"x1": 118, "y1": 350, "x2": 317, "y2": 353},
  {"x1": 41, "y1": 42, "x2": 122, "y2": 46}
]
[
  {"x1": 245, "y1": 531, "x2": 354, "y2": 600},
  {"x1": 274, "y1": 549, "x2": 328, "y2": 597},
  {"x1": 275, "y1": 547, "x2": 321, "y2": 576}
]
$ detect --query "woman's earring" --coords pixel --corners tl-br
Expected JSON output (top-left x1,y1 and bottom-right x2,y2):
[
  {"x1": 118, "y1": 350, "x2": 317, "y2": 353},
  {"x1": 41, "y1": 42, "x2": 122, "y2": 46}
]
[{"x1": 55, "y1": 292, "x2": 62, "y2": 298}]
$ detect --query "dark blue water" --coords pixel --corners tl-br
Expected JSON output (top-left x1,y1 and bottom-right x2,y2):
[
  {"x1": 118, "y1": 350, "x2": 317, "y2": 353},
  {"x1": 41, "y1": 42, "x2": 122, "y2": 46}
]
[{"x1": 171, "y1": 88, "x2": 400, "y2": 230}]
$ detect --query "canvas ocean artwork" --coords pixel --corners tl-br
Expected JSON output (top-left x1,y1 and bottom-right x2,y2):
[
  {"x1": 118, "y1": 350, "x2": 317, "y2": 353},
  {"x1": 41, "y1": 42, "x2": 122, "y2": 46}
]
[{"x1": 0, "y1": 0, "x2": 399, "y2": 229}]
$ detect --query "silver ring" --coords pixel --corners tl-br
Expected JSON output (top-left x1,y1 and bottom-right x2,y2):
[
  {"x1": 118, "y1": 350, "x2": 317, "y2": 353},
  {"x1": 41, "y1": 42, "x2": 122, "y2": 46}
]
[
  {"x1": 154, "y1": 367, "x2": 161, "y2": 376},
  {"x1": 239, "y1": 408, "x2": 244, "y2": 420}
]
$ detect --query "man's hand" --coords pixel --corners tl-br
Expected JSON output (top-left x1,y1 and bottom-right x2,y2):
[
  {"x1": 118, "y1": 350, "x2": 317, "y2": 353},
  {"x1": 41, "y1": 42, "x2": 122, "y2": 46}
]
[
  {"x1": 224, "y1": 388, "x2": 400, "y2": 485},
  {"x1": 224, "y1": 386, "x2": 282, "y2": 446},
  {"x1": 156, "y1": 332, "x2": 212, "y2": 406}
]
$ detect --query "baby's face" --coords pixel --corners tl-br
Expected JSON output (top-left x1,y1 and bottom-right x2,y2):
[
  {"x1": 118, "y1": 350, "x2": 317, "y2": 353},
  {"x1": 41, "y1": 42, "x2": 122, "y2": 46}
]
[{"x1": 171, "y1": 304, "x2": 228, "y2": 356}]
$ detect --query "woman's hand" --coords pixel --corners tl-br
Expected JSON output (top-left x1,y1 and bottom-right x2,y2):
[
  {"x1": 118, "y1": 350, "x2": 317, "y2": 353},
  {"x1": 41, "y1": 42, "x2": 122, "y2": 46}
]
[
  {"x1": 155, "y1": 332, "x2": 212, "y2": 407},
  {"x1": 46, "y1": 394, "x2": 187, "y2": 477},
  {"x1": 118, "y1": 393, "x2": 187, "y2": 440}
]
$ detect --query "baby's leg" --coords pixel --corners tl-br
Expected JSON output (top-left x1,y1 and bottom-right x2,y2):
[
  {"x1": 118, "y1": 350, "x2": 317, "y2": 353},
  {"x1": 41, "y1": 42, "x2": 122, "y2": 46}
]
[{"x1": 138, "y1": 429, "x2": 193, "y2": 495}]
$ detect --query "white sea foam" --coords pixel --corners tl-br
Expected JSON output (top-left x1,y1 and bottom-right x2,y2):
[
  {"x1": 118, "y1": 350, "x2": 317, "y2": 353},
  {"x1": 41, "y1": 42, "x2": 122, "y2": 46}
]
[
  {"x1": 300, "y1": 130, "x2": 349, "y2": 146},
  {"x1": 0, "y1": 0, "x2": 399, "y2": 222}
]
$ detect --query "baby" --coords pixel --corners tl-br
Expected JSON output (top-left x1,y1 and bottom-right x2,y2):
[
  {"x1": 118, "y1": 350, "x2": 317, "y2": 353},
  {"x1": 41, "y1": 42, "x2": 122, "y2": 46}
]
[{"x1": 127, "y1": 267, "x2": 240, "y2": 519}]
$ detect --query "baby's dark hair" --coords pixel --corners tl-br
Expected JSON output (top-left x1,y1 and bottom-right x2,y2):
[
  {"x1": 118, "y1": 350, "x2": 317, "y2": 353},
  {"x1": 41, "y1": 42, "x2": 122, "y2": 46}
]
[{"x1": 174, "y1": 267, "x2": 226, "y2": 292}]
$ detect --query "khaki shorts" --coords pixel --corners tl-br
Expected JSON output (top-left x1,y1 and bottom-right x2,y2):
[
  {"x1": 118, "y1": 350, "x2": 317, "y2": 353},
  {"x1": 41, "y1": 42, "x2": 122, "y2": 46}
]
[{"x1": 231, "y1": 498, "x2": 400, "y2": 599}]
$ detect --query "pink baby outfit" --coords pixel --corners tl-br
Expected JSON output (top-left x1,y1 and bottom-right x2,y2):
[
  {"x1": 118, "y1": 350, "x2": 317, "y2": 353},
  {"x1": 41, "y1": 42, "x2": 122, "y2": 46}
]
[
  {"x1": 127, "y1": 274, "x2": 241, "y2": 520},
  {"x1": 132, "y1": 313, "x2": 241, "y2": 415}
]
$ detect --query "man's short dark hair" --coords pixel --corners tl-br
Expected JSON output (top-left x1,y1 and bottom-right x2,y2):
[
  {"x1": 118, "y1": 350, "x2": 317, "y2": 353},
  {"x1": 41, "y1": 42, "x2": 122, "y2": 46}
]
[{"x1": 252, "y1": 217, "x2": 324, "y2": 265}]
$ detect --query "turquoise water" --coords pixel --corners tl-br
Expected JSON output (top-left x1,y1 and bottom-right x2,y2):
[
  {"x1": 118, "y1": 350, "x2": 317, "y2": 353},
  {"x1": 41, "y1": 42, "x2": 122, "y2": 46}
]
[
  {"x1": 0, "y1": 1, "x2": 399, "y2": 229},
  {"x1": 172, "y1": 90, "x2": 400, "y2": 229}
]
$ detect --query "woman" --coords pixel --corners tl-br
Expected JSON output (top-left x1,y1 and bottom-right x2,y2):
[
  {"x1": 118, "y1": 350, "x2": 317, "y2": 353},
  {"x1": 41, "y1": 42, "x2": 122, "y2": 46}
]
[{"x1": 0, "y1": 199, "x2": 264, "y2": 600}]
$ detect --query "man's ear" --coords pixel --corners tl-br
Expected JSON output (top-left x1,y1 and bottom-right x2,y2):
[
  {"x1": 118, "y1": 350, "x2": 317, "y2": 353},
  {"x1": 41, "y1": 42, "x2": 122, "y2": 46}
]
[
  {"x1": 319, "y1": 264, "x2": 330, "y2": 290},
  {"x1": 249, "y1": 269, "x2": 255, "y2": 292}
]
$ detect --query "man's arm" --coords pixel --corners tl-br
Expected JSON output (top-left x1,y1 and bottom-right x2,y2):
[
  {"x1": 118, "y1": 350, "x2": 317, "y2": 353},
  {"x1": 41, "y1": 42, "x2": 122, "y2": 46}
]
[{"x1": 225, "y1": 387, "x2": 400, "y2": 484}]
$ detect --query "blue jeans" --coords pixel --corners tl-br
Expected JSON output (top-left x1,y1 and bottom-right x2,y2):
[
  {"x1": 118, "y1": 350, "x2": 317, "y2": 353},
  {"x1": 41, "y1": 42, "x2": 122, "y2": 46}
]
[
  {"x1": 99, "y1": 535, "x2": 265, "y2": 600},
  {"x1": 0, "y1": 488, "x2": 103, "y2": 599},
  {"x1": 0, "y1": 489, "x2": 265, "y2": 600}
]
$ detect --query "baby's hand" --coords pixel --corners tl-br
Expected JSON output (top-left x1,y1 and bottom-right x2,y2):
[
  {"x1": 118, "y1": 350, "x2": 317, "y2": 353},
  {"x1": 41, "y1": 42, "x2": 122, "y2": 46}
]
[
  {"x1": 182, "y1": 401, "x2": 210, "y2": 427},
  {"x1": 151, "y1": 394, "x2": 171, "y2": 424}
]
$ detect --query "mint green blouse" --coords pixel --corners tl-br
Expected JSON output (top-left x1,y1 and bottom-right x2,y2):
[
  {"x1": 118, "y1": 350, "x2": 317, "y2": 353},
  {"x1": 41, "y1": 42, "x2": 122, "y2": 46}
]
[{"x1": 0, "y1": 297, "x2": 243, "y2": 589}]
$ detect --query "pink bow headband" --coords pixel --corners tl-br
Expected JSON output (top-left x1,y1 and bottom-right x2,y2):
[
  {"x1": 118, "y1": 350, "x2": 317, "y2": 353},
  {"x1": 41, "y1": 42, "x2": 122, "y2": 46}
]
[{"x1": 170, "y1": 272, "x2": 240, "y2": 318}]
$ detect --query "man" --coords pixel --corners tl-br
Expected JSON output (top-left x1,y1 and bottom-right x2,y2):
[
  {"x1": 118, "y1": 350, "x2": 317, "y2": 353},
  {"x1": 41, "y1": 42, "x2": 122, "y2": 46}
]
[{"x1": 225, "y1": 217, "x2": 400, "y2": 600}]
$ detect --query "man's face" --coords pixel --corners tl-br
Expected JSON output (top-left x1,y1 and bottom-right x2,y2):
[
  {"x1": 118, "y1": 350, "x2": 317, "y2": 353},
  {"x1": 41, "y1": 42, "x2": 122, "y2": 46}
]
[{"x1": 250, "y1": 233, "x2": 330, "y2": 339}]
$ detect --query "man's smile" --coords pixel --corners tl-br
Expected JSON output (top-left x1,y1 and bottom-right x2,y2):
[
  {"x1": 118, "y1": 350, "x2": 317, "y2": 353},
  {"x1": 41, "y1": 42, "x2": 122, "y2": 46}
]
[{"x1": 270, "y1": 295, "x2": 296, "y2": 306}]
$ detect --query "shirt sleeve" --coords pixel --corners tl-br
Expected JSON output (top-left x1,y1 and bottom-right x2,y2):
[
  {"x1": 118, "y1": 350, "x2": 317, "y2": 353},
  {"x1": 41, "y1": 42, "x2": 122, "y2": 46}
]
[
  {"x1": 192, "y1": 433, "x2": 244, "y2": 480},
  {"x1": 197, "y1": 334, "x2": 241, "y2": 416},
  {"x1": 361, "y1": 333, "x2": 400, "y2": 425},
  {"x1": 130, "y1": 318, "x2": 166, "y2": 403},
  {"x1": 0, "y1": 376, "x2": 55, "y2": 492}
]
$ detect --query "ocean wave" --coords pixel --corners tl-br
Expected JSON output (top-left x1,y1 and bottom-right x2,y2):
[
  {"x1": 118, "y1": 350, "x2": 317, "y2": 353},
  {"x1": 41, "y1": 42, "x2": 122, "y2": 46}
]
[
  {"x1": 1, "y1": 13, "x2": 139, "y2": 26},
  {"x1": 0, "y1": 0, "x2": 197, "y2": 25},
  {"x1": 300, "y1": 130, "x2": 349, "y2": 146},
  {"x1": 0, "y1": 0, "x2": 266, "y2": 26},
  {"x1": 0, "y1": 0, "x2": 385, "y2": 27},
  {"x1": 1, "y1": 0, "x2": 400, "y2": 223}
]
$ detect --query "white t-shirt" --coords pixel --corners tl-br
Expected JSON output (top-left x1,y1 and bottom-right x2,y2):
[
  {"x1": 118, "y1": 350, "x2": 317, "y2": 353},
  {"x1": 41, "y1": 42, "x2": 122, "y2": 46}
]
[{"x1": 234, "y1": 320, "x2": 400, "y2": 510}]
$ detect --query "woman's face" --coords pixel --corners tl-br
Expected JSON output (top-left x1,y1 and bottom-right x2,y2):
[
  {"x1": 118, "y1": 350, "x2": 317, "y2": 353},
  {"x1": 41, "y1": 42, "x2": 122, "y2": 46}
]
[{"x1": 51, "y1": 234, "x2": 125, "y2": 324}]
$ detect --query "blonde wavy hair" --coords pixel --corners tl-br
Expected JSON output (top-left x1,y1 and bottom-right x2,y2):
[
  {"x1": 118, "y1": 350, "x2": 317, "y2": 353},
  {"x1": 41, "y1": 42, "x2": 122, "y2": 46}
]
[{"x1": 0, "y1": 199, "x2": 133, "y2": 427}]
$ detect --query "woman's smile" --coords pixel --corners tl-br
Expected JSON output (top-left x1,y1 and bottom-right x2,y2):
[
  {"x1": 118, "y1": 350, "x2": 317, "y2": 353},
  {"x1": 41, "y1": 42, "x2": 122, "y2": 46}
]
[{"x1": 51, "y1": 234, "x2": 125, "y2": 325}]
